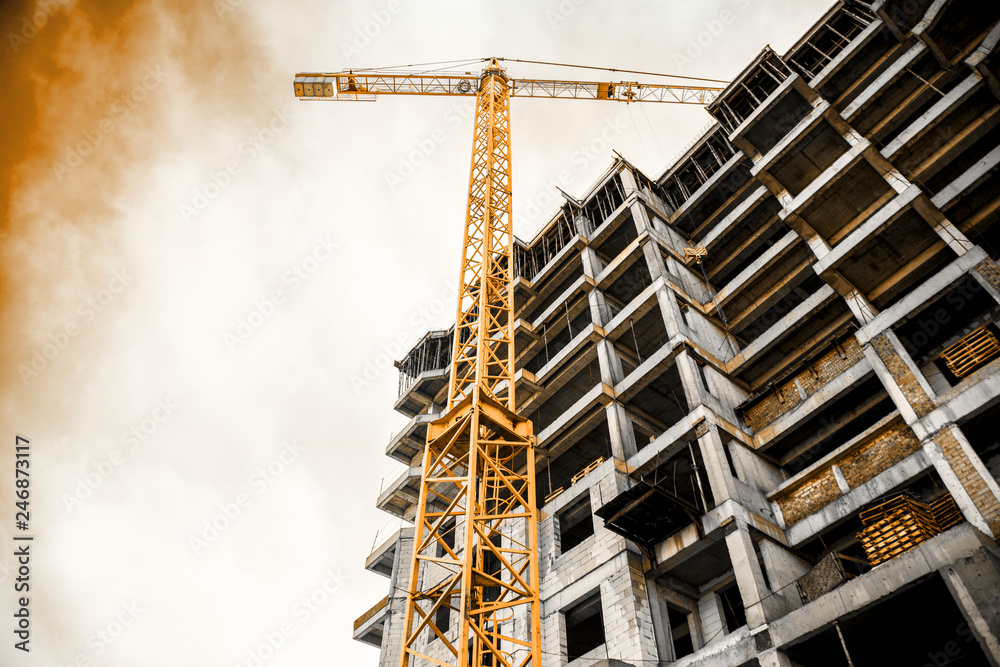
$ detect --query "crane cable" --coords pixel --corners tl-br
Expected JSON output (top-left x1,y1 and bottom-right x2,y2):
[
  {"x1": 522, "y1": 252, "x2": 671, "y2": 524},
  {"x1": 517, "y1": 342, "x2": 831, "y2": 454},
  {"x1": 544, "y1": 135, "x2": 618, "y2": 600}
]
[
  {"x1": 498, "y1": 57, "x2": 728, "y2": 83},
  {"x1": 347, "y1": 57, "x2": 728, "y2": 85}
]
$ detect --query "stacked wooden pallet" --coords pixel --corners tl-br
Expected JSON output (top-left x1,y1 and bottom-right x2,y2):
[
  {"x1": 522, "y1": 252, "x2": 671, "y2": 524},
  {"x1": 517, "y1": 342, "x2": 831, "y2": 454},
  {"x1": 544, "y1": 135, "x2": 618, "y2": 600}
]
[
  {"x1": 857, "y1": 493, "x2": 961, "y2": 566},
  {"x1": 941, "y1": 325, "x2": 1000, "y2": 378}
]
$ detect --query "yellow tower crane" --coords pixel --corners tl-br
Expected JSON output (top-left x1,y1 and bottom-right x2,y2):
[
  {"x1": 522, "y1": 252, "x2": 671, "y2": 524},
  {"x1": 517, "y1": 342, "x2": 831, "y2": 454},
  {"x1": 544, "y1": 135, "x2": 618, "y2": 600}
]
[{"x1": 294, "y1": 57, "x2": 723, "y2": 667}]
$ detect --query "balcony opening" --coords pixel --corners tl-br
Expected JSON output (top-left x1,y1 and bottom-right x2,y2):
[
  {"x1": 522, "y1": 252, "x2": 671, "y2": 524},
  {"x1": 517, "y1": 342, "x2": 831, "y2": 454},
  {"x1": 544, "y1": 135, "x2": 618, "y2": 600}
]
[
  {"x1": 558, "y1": 492, "x2": 595, "y2": 553},
  {"x1": 606, "y1": 259, "x2": 653, "y2": 308},
  {"x1": 768, "y1": 119, "x2": 850, "y2": 197},
  {"x1": 613, "y1": 307, "x2": 669, "y2": 376},
  {"x1": 785, "y1": 4, "x2": 876, "y2": 81},
  {"x1": 593, "y1": 216, "x2": 638, "y2": 268},
  {"x1": 513, "y1": 213, "x2": 578, "y2": 282},
  {"x1": 524, "y1": 294, "x2": 592, "y2": 374},
  {"x1": 396, "y1": 329, "x2": 453, "y2": 400},
  {"x1": 538, "y1": 417, "x2": 612, "y2": 506},
  {"x1": 743, "y1": 87, "x2": 814, "y2": 157},
  {"x1": 770, "y1": 375, "x2": 895, "y2": 475},
  {"x1": 580, "y1": 174, "x2": 627, "y2": 233},
  {"x1": 666, "y1": 602, "x2": 695, "y2": 659},
  {"x1": 737, "y1": 273, "x2": 827, "y2": 346},
  {"x1": 795, "y1": 469, "x2": 955, "y2": 579},
  {"x1": 717, "y1": 581, "x2": 747, "y2": 634},
  {"x1": 786, "y1": 575, "x2": 991, "y2": 666},
  {"x1": 711, "y1": 220, "x2": 788, "y2": 289},
  {"x1": 531, "y1": 350, "x2": 600, "y2": 432},
  {"x1": 523, "y1": 260, "x2": 585, "y2": 323},
  {"x1": 895, "y1": 274, "x2": 1000, "y2": 391},
  {"x1": 620, "y1": 364, "x2": 689, "y2": 441},
  {"x1": 708, "y1": 47, "x2": 793, "y2": 134},
  {"x1": 565, "y1": 589, "x2": 605, "y2": 661},
  {"x1": 959, "y1": 406, "x2": 1000, "y2": 485}
]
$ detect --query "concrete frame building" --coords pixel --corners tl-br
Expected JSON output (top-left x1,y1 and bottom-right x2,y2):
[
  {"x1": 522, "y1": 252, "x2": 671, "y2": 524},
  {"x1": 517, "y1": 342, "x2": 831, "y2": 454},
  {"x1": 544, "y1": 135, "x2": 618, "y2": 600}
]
[{"x1": 355, "y1": 0, "x2": 1000, "y2": 664}]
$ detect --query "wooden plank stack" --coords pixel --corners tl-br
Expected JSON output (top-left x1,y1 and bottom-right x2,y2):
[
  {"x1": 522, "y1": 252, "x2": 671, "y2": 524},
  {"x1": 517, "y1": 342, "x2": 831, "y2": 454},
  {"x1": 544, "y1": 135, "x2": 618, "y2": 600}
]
[{"x1": 857, "y1": 493, "x2": 962, "y2": 566}]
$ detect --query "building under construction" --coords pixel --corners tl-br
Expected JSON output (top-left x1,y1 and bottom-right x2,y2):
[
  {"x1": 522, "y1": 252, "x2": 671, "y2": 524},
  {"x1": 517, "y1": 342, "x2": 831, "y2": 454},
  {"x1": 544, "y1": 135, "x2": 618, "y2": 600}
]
[{"x1": 354, "y1": 0, "x2": 1000, "y2": 664}]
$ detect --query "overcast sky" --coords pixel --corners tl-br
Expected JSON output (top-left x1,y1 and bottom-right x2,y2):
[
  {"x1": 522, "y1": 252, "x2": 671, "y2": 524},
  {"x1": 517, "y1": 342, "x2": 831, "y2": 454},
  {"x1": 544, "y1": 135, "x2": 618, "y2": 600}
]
[{"x1": 1, "y1": 1, "x2": 833, "y2": 665}]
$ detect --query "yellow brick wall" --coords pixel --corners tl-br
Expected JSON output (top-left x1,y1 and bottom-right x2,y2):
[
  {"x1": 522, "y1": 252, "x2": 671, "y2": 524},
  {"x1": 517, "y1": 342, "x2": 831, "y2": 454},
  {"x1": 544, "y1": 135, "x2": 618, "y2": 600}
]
[
  {"x1": 777, "y1": 469, "x2": 841, "y2": 526},
  {"x1": 838, "y1": 422, "x2": 921, "y2": 489},
  {"x1": 870, "y1": 332, "x2": 936, "y2": 417},
  {"x1": 935, "y1": 428, "x2": 1000, "y2": 537},
  {"x1": 775, "y1": 421, "x2": 921, "y2": 526},
  {"x1": 973, "y1": 259, "x2": 1000, "y2": 294},
  {"x1": 744, "y1": 338, "x2": 864, "y2": 432}
]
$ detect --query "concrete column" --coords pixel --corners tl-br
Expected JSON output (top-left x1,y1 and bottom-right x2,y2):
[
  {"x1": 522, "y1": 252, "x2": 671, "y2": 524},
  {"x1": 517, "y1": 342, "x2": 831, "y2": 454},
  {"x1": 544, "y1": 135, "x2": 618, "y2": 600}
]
[
  {"x1": 723, "y1": 518, "x2": 781, "y2": 628},
  {"x1": 675, "y1": 350, "x2": 709, "y2": 411},
  {"x1": 758, "y1": 539, "x2": 811, "y2": 612},
  {"x1": 697, "y1": 423, "x2": 737, "y2": 506},
  {"x1": 642, "y1": 237, "x2": 670, "y2": 283},
  {"x1": 781, "y1": 211, "x2": 830, "y2": 261},
  {"x1": 589, "y1": 288, "x2": 614, "y2": 327},
  {"x1": 913, "y1": 194, "x2": 975, "y2": 256},
  {"x1": 832, "y1": 285, "x2": 879, "y2": 326},
  {"x1": 598, "y1": 326, "x2": 637, "y2": 461},
  {"x1": 941, "y1": 549, "x2": 1000, "y2": 664},
  {"x1": 655, "y1": 286, "x2": 685, "y2": 339},
  {"x1": 581, "y1": 245, "x2": 602, "y2": 279},
  {"x1": 863, "y1": 329, "x2": 938, "y2": 423},
  {"x1": 619, "y1": 165, "x2": 638, "y2": 196},
  {"x1": 697, "y1": 592, "x2": 726, "y2": 646},
  {"x1": 644, "y1": 579, "x2": 672, "y2": 663},
  {"x1": 598, "y1": 339, "x2": 625, "y2": 386},
  {"x1": 631, "y1": 200, "x2": 654, "y2": 234},
  {"x1": 606, "y1": 401, "x2": 638, "y2": 461}
]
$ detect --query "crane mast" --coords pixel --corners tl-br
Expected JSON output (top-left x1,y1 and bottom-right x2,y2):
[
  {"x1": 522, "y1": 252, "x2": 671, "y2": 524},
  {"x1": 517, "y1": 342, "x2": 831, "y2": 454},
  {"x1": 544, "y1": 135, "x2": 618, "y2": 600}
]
[{"x1": 294, "y1": 57, "x2": 722, "y2": 667}]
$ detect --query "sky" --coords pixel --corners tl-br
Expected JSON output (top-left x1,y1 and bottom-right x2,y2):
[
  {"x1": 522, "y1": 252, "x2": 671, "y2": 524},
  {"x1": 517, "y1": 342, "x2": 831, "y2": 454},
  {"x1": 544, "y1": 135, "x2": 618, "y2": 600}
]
[{"x1": 0, "y1": 1, "x2": 833, "y2": 665}]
